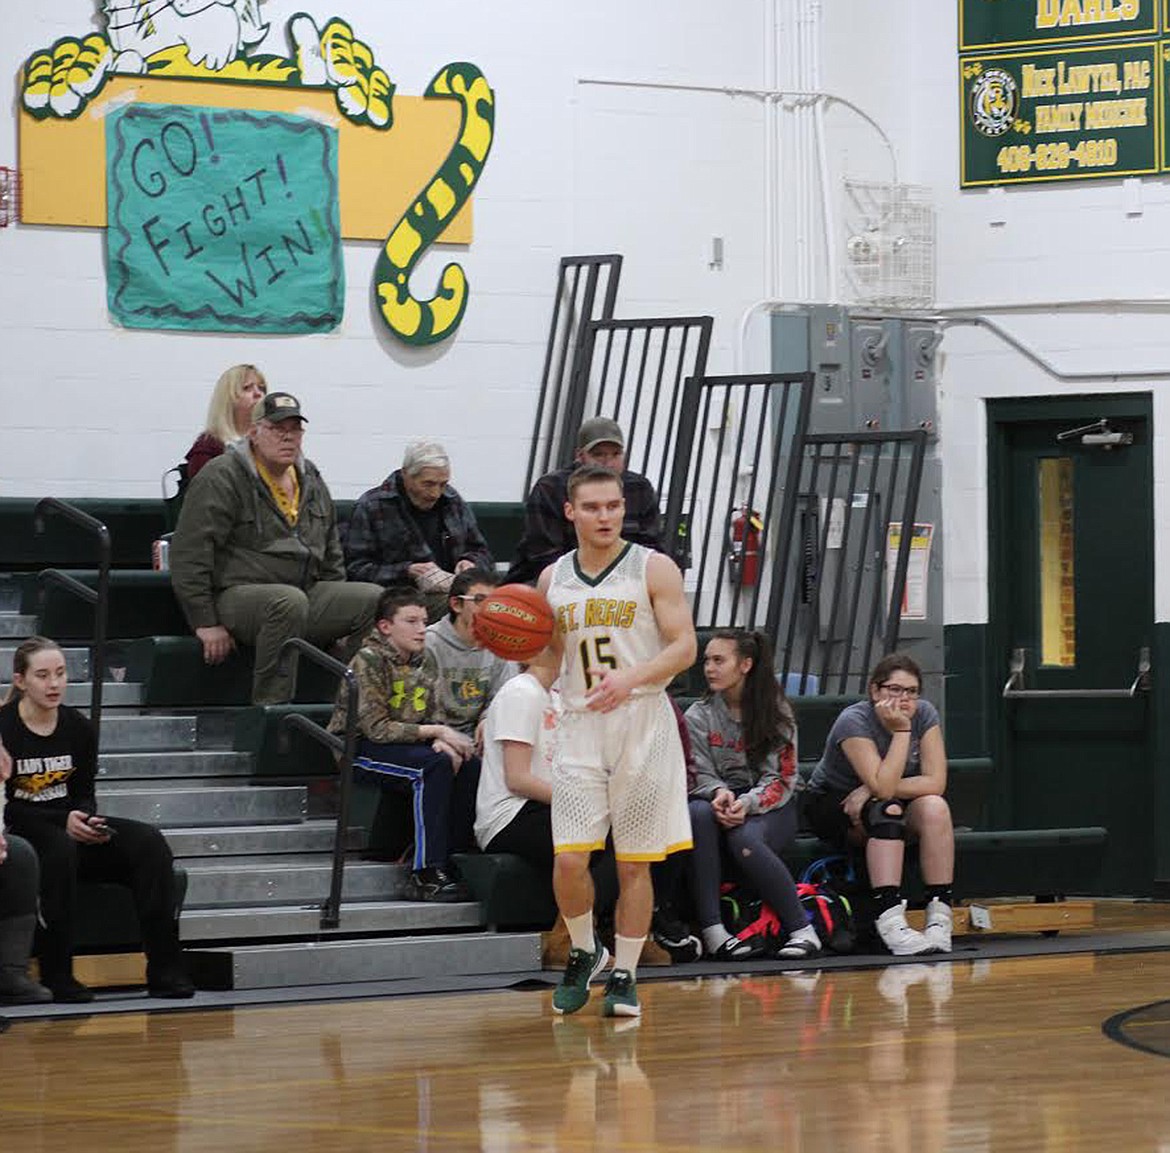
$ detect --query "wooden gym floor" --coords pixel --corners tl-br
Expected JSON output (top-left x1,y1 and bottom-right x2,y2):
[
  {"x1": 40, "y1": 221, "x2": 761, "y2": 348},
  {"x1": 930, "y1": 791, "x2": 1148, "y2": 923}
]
[{"x1": 4, "y1": 900, "x2": 1170, "y2": 1152}]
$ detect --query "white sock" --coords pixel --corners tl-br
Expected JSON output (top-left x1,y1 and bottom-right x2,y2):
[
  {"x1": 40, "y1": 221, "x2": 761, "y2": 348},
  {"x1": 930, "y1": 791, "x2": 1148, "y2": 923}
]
[
  {"x1": 702, "y1": 924, "x2": 733, "y2": 954},
  {"x1": 788, "y1": 923, "x2": 820, "y2": 947},
  {"x1": 565, "y1": 911, "x2": 595, "y2": 954},
  {"x1": 614, "y1": 934, "x2": 644, "y2": 975}
]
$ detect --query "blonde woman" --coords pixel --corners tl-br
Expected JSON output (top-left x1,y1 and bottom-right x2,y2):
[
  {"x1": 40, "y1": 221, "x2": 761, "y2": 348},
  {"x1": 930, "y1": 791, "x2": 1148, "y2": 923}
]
[{"x1": 185, "y1": 364, "x2": 267, "y2": 480}]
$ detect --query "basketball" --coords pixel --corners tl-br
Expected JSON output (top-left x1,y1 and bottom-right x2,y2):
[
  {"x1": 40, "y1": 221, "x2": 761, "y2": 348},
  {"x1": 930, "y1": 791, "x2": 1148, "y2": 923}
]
[{"x1": 473, "y1": 584, "x2": 555, "y2": 662}]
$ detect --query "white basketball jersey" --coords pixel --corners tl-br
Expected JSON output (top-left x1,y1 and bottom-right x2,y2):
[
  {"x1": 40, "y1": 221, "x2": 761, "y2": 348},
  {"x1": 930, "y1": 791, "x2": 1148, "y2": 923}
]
[{"x1": 547, "y1": 542, "x2": 665, "y2": 711}]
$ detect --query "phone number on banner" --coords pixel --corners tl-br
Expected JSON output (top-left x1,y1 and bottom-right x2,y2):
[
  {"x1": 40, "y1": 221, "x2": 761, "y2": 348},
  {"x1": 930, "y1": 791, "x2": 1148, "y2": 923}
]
[{"x1": 996, "y1": 138, "x2": 1118, "y2": 173}]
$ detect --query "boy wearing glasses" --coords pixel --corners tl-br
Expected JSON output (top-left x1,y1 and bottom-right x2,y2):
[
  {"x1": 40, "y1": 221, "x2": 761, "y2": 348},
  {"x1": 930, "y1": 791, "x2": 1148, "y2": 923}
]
[
  {"x1": 804, "y1": 652, "x2": 954, "y2": 956},
  {"x1": 424, "y1": 569, "x2": 517, "y2": 855}
]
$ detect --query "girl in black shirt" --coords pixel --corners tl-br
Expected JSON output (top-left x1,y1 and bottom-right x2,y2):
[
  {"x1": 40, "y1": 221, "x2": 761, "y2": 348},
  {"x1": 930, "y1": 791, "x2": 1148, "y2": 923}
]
[{"x1": 0, "y1": 637, "x2": 193, "y2": 1002}]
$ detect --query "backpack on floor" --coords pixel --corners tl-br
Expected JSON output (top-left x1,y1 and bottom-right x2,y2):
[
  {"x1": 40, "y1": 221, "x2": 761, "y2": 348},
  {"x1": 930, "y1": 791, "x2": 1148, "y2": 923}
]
[{"x1": 796, "y1": 881, "x2": 856, "y2": 954}]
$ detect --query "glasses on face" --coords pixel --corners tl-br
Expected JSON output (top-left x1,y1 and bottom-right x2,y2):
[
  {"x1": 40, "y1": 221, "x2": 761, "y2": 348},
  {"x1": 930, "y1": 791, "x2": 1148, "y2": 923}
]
[
  {"x1": 879, "y1": 682, "x2": 920, "y2": 699},
  {"x1": 457, "y1": 594, "x2": 490, "y2": 605},
  {"x1": 262, "y1": 422, "x2": 304, "y2": 440}
]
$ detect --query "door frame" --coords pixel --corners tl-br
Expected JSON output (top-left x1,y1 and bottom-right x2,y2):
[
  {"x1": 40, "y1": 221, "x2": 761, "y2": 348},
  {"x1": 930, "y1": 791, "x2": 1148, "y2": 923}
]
[{"x1": 986, "y1": 392, "x2": 1155, "y2": 841}]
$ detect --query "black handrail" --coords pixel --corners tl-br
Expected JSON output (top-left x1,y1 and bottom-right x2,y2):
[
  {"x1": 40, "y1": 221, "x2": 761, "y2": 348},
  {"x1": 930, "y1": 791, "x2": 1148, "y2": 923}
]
[
  {"x1": 33, "y1": 499, "x2": 111, "y2": 746},
  {"x1": 277, "y1": 638, "x2": 357, "y2": 931}
]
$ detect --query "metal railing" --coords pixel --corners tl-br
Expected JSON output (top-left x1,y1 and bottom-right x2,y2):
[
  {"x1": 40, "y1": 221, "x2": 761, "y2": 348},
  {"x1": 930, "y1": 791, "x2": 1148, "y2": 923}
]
[
  {"x1": 524, "y1": 254, "x2": 623, "y2": 495},
  {"x1": 277, "y1": 638, "x2": 357, "y2": 931},
  {"x1": 776, "y1": 429, "x2": 929, "y2": 695},
  {"x1": 558, "y1": 316, "x2": 714, "y2": 498},
  {"x1": 33, "y1": 498, "x2": 111, "y2": 744},
  {"x1": 662, "y1": 372, "x2": 815, "y2": 631}
]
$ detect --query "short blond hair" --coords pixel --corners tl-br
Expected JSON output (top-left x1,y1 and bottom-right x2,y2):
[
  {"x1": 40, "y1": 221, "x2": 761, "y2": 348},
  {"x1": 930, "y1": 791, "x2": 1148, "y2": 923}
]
[{"x1": 204, "y1": 364, "x2": 267, "y2": 445}]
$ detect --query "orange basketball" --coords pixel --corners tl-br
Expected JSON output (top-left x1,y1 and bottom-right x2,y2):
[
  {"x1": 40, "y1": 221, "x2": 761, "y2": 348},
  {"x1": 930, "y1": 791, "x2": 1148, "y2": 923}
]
[{"x1": 473, "y1": 584, "x2": 555, "y2": 662}]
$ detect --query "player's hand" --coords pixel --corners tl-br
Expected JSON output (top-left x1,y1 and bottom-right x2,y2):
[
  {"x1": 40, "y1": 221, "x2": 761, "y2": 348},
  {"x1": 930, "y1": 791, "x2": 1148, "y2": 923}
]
[
  {"x1": 196, "y1": 625, "x2": 235, "y2": 665},
  {"x1": 432, "y1": 738, "x2": 464, "y2": 772},
  {"x1": 842, "y1": 784, "x2": 872, "y2": 825},
  {"x1": 585, "y1": 668, "x2": 637, "y2": 713}
]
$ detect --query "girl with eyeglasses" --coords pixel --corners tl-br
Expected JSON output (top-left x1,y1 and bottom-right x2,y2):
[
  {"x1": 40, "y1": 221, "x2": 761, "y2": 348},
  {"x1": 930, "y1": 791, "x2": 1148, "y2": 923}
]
[{"x1": 804, "y1": 652, "x2": 954, "y2": 956}]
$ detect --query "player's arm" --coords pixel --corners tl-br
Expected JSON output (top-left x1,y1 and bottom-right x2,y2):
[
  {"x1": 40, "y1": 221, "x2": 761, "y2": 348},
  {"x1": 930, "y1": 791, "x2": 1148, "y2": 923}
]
[
  {"x1": 526, "y1": 564, "x2": 564, "y2": 684},
  {"x1": 586, "y1": 554, "x2": 696, "y2": 712}
]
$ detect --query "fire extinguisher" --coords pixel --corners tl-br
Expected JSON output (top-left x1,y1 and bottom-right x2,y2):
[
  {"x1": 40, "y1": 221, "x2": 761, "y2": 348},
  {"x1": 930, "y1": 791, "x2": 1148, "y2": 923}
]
[{"x1": 728, "y1": 507, "x2": 764, "y2": 587}]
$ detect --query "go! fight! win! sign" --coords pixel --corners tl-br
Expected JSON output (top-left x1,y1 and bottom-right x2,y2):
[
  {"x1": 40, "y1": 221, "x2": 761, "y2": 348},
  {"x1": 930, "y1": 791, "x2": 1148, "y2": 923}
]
[{"x1": 106, "y1": 104, "x2": 344, "y2": 333}]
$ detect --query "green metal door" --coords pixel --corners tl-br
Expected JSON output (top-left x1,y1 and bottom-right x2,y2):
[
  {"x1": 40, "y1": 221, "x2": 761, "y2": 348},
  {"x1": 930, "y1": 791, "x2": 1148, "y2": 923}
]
[{"x1": 988, "y1": 395, "x2": 1154, "y2": 895}]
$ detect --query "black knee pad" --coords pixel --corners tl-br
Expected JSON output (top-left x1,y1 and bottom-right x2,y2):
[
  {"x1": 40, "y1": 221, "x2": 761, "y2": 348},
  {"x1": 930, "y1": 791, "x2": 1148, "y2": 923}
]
[{"x1": 862, "y1": 798, "x2": 906, "y2": 841}]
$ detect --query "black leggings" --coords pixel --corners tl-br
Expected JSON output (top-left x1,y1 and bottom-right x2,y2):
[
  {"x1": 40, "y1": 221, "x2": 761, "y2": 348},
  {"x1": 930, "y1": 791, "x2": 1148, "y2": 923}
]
[
  {"x1": 689, "y1": 798, "x2": 806, "y2": 934},
  {"x1": 0, "y1": 834, "x2": 39, "y2": 920},
  {"x1": 13, "y1": 816, "x2": 181, "y2": 980}
]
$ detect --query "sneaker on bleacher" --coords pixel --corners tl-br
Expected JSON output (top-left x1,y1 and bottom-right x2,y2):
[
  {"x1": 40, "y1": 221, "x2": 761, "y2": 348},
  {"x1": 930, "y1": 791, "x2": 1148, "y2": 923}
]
[
  {"x1": 875, "y1": 901, "x2": 932, "y2": 956},
  {"x1": 651, "y1": 905, "x2": 702, "y2": 963},
  {"x1": 922, "y1": 898, "x2": 953, "y2": 953}
]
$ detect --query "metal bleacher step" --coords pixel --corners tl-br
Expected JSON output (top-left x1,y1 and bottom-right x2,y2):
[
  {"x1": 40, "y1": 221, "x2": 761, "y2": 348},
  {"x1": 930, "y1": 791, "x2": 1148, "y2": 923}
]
[
  {"x1": 181, "y1": 855, "x2": 403, "y2": 907},
  {"x1": 179, "y1": 898, "x2": 486, "y2": 942},
  {"x1": 0, "y1": 680, "x2": 144, "y2": 707},
  {"x1": 98, "y1": 750, "x2": 254, "y2": 779},
  {"x1": 0, "y1": 613, "x2": 37, "y2": 638},
  {"x1": 0, "y1": 644, "x2": 90, "y2": 680},
  {"x1": 186, "y1": 930, "x2": 542, "y2": 990},
  {"x1": 98, "y1": 714, "x2": 199, "y2": 752},
  {"x1": 165, "y1": 821, "x2": 363, "y2": 858},
  {"x1": 98, "y1": 783, "x2": 306, "y2": 827}
]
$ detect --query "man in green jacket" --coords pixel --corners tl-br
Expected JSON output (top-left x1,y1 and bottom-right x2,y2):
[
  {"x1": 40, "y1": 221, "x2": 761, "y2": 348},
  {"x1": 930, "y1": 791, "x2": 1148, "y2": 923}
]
[{"x1": 170, "y1": 392, "x2": 381, "y2": 704}]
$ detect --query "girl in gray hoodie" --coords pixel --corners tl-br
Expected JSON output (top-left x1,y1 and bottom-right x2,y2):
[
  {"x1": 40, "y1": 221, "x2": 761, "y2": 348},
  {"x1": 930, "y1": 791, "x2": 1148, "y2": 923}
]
[{"x1": 685, "y1": 630, "x2": 820, "y2": 960}]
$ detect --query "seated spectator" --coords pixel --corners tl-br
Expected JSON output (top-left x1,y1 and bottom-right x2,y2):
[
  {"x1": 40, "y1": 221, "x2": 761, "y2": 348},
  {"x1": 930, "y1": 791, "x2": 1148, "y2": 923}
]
[
  {"x1": 428, "y1": 568, "x2": 515, "y2": 738},
  {"x1": 333, "y1": 588, "x2": 476, "y2": 903},
  {"x1": 803, "y1": 652, "x2": 954, "y2": 955},
  {"x1": 505, "y1": 417, "x2": 662, "y2": 585},
  {"x1": 0, "y1": 638, "x2": 193, "y2": 1003},
  {"x1": 185, "y1": 364, "x2": 268, "y2": 482},
  {"x1": 171, "y1": 391, "x2": 381, "y2": 705},
  {"x1": 474, "y1": 665, "x2": 558, "y2": 867},
  {"x1": 1, "y1": 737, "x2": 51, "y2": 1004},
  {"x1": 687, "y1": 630, "x2": 819, "y2": 960},
  {"x1": 344, "y1": 440, "x2": 494, "y2": 621}
]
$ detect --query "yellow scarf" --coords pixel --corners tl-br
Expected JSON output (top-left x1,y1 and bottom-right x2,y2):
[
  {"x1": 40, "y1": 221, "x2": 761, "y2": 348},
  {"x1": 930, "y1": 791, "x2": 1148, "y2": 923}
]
[{"x1": 256, "y1": 457, "x2": 300, "y2": 525}]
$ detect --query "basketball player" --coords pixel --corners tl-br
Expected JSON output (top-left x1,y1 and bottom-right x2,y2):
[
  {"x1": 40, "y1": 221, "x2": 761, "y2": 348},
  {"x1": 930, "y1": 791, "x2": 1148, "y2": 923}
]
[{"x1": 536, "y1": 464, "x2": 697, "y2": 1017}]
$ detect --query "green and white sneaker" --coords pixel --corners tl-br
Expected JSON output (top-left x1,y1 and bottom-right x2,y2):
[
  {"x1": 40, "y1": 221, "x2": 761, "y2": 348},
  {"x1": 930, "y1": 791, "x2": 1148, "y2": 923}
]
[
  {"x1": 601, "y1": 968, "x2": 641, "y2": 1018},
  {"x1": 552, "y1": 943, "x2": 610, "y2": 1015}
]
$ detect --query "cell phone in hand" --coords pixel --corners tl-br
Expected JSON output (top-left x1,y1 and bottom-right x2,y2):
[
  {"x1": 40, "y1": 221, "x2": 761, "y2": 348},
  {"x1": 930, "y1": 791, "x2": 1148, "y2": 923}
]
[{"x1": 89, "y1": 817, "x2": 117, "y2": 838}]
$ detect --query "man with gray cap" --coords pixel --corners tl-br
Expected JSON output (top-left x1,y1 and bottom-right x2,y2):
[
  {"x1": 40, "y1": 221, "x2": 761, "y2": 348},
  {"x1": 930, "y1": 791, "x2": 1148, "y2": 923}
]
[
  {"x1": 171, "y1": 391, "x2": 382, "y2": 704},
  {"x1": 505, "y1": 417, "x2": 662, "y2": 585}
]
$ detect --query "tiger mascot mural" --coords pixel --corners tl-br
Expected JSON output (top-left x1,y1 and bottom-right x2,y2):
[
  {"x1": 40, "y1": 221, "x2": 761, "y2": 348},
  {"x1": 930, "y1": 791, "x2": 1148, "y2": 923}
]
[{"x1": 20, "y1": 1, "x2": 495, "y2": 346}]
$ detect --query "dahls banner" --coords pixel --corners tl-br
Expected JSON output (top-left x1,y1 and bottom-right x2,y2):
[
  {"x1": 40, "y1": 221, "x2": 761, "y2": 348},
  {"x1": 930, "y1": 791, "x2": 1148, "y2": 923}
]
[{"x1": 106, "y1": 103, "x2": 343, "y2": 333}]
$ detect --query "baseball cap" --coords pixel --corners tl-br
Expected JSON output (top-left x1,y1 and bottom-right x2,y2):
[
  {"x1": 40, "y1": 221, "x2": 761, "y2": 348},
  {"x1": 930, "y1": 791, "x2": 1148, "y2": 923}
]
[
  {"x1": 253, "y1": 392, "x2": 307, "y2": 424},
  {"x1": 577, "y1": 417, "x2": 624, "y2": 453}
]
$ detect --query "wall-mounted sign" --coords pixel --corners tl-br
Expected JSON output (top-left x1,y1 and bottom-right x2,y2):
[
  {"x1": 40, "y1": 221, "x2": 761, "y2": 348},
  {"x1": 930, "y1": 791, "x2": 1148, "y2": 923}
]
[
  {"x1": 107, "y1": 104, "x2": 343, "y2": 333},
  {"x1": 960, "y1": 0, "x2": 1159, "y2": 52},
  {"x1": 960, "y1": 40, "x2": 1160, "y2": 185},
  {"x1": 19, "y1": 5, "x2": 494, "y2": 345}
]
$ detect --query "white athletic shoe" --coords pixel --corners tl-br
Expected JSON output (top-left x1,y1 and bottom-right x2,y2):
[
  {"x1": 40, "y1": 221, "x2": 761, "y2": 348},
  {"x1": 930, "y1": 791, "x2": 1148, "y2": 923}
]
[
  {"x1": 875, "y1": 901, "x2": 933, "y2": 956},
  {"x1": 923, "y1": 898, "x2": 954, "y2": 954}
]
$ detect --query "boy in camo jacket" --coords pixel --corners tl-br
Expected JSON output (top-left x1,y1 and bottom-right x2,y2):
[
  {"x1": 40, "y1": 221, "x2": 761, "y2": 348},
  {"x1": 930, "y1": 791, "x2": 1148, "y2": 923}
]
[{"x1": 330, "y1": 587, "x2": 477, "y2": 902}]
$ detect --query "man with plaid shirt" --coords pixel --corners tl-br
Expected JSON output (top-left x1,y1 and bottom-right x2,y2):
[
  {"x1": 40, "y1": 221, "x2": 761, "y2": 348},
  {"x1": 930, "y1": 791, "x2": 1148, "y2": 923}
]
[
  {"x1": 344, "y1": 439, "x2": 494, "y2": 620},
  {"x1": 505, "y1": 418, "x2": 662, "y2": 586}
]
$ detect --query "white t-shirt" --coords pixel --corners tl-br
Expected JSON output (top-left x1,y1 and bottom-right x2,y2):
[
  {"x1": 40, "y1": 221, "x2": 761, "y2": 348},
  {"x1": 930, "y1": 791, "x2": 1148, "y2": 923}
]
[{"x1": 474, "y1": 673, "x2": 559, "y2": 849}]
